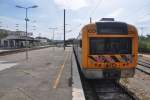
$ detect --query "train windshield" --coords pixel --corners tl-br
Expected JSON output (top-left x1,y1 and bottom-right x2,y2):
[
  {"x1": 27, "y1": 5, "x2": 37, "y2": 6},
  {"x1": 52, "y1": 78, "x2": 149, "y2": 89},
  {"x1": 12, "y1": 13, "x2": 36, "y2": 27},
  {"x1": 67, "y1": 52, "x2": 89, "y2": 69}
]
[{"x1": 90, "y1": 38, "x2": 132, "y2": 55}]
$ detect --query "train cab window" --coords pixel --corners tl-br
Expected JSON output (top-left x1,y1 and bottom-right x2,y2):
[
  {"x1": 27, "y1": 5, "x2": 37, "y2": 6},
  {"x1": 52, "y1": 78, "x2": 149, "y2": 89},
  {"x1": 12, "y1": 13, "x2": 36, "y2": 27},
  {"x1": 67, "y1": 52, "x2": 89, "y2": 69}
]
[
  {"x1": 90, "y1": 38, "x2": 132, "y2": 55},
  {"x1": 96, "y1": 22, "x2": 128, "y2": 34}
]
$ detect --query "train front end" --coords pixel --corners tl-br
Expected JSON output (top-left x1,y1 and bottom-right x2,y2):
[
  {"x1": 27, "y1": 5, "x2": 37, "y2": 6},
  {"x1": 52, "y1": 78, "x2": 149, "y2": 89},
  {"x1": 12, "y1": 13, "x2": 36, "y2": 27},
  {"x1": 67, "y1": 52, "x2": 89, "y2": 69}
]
[{"x1": 82, "y1": 20, "x2": 138, "y2": 79}]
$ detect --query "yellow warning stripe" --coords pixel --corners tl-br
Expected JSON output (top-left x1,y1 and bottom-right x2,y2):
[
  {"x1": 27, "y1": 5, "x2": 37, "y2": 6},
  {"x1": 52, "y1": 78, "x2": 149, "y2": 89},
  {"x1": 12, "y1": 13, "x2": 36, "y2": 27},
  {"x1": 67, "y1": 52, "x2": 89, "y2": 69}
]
[
  {"x1": 53, "y1": 52, "x2": 69, "y2": 89},
  {"x1": 91, "y1": 55, "x2": 132, "y2": 63},
  {"x1": 115, "y1": 55, "x2": 126, "y2": 62}
]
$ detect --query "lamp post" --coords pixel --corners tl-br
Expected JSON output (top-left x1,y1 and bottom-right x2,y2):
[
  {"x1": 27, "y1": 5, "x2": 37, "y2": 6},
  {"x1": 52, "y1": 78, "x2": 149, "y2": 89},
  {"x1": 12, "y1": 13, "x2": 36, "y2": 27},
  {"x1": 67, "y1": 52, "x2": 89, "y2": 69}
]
[
  {"x1": 140, "y1": 26, "x2": 144, "y2": 56},
  {"x1": 64, "y1": 9, "x2": 66, "y2": 50},
  {"x1": 16, "y1": 5, "x2": 38, "y2": 60},
  {"x1": 49, "y1": 27, "x2": 57, "y2": 50},
  {"x1": 15, "y1": 24, "x2": 19, "y2": 31},
  {"x1": 49, "y1": 27, "x2": 57, "y2": 42}
]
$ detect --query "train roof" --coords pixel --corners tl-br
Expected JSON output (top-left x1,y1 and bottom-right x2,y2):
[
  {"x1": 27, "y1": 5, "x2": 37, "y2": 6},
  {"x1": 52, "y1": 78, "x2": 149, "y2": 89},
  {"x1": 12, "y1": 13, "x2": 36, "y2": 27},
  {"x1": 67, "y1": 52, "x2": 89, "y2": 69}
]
[{"x1": 82, "y1": 21, "x2": 138, "y2": 35}]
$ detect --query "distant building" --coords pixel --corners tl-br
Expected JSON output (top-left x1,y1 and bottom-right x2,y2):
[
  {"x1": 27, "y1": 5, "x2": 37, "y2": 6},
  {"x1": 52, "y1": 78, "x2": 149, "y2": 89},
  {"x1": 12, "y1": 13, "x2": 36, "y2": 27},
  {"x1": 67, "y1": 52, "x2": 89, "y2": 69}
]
[
  {"x1": 0, "y1": 29, "x2": 36, "y2": 48},
  {"x1": 35, "y1": 37, "x2": 50, "y2": 45}
]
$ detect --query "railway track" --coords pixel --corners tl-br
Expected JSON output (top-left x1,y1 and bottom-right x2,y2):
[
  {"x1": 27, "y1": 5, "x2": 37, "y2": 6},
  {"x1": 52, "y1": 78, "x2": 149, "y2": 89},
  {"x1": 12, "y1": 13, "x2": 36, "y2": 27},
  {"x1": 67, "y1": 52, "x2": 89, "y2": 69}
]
[
  {"x1": 136, "y1": 67, "x2": 150, "y2": 75},
  {"x1": 139, "y1": 55, "x2": 150, "y2": 62},
  {"x1": 81, "y1": 78, "x2": 139, "y2": 100},
  {"x1": 137, "y1": 56, "x2": 150, "y2": 75},
  {"x1": 73, "y1": 50, "x2": 138, "y2": 100}
]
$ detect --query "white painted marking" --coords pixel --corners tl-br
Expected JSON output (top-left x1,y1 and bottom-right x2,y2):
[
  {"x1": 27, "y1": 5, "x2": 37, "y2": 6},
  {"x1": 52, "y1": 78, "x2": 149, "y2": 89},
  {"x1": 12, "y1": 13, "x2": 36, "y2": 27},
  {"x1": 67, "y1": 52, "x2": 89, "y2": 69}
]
[
  {"x1": 72, "y1": 53, "x2": 85, "y2": 100},
  {"x1": 0, "y1": 61, "x2": 7, "y2": 63},
  {"x1": 0, "y1": 61, "x2": 18, "y2": 71},
  {"x1": 0, "y1": 50, "x2": 9, "y2": 52}
]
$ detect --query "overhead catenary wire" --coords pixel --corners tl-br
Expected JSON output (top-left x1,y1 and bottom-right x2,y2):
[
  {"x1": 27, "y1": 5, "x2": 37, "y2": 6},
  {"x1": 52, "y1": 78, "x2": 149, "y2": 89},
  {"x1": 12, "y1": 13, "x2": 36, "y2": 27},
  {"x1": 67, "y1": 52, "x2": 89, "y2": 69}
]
[
  {"x1": 58, "y1": 0, "x2": 150, "y2": 38},
  {"x1": 81, "y1": 0, "x2": 103, "y2": 26},
  {"x1": 117, "y1": 2, "x2": 150, "y2": 25},
  {"x1": 71, "y1": 0, "x2": 103, "y2": 36}
]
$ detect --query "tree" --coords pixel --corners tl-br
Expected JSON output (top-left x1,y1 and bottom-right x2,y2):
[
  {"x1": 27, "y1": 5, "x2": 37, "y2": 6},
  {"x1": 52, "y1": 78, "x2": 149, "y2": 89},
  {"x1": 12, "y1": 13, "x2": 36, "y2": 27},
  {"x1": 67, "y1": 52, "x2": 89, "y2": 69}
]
[
  {"x1": 0, "y1": 30, "x2": 8, "y2": 39},
  {"x1": 138, "y1": 35, "x2": 150, "y2": 52}
]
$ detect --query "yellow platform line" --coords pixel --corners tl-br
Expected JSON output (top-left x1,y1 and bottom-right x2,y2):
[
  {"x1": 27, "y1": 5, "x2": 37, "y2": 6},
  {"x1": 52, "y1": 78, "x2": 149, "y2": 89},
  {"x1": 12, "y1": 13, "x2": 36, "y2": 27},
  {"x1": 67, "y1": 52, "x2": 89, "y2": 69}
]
[{"x1": 53, "y1": 52, "x2": 69, "y2": 89}]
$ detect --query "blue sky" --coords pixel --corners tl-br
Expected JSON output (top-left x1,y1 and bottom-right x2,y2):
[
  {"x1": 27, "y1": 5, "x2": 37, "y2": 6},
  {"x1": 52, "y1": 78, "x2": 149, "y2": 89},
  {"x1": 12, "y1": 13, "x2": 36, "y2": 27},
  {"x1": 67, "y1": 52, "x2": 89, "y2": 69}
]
[{"x1": 0, "y1": 0, "x2": 150, "y2": 39}]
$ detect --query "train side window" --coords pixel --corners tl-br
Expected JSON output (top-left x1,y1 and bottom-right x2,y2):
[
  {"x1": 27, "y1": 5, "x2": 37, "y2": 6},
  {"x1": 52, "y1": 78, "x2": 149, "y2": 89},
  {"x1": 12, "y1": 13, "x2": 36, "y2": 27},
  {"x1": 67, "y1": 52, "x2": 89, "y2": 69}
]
[{"x1": 80, "y1": 40, "x2": 82, "y2": 47}]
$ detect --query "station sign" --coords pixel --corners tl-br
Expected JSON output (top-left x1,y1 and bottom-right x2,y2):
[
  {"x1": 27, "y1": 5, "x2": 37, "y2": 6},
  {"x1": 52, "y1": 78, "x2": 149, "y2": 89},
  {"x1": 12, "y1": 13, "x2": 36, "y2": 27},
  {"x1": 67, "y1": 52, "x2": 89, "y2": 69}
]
[{"x1": 13, "y1": 32, "x2": 33, "y2": 36}]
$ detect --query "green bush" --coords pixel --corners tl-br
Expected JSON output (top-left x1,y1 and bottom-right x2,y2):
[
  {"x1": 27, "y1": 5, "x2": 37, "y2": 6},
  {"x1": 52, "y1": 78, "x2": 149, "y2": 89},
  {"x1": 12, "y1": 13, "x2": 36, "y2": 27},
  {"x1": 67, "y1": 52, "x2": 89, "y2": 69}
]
[
  {"x1": 138, "y1": 35, "x2": 150, "y2": 53},
  {"x1": 0, "y1": 31, "x2": 8, "y2": 39}
]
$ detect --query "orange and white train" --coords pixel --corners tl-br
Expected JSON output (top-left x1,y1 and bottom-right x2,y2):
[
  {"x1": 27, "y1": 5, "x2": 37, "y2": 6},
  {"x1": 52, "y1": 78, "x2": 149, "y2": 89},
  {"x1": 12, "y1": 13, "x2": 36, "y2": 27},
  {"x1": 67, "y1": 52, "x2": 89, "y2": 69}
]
[{"x1": 73, "y1": 18, "x2": 138, "y2": 79}]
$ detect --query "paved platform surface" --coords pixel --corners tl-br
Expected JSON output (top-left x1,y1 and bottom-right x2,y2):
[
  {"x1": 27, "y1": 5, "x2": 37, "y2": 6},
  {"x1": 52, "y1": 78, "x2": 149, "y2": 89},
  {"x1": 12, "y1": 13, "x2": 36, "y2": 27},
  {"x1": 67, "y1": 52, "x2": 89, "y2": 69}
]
[
  {"x1": 72, "y1": 52, "x2": 85, "y2": 100},
  {"x1": 0, "y1": 47, "x2": 72, "y2": 100}
]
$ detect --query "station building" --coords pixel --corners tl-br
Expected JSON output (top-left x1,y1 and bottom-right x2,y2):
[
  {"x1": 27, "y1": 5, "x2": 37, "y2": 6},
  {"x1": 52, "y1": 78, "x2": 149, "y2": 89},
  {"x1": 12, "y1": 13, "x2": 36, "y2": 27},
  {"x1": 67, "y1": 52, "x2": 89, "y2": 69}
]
[{"x1": 0, "y1": 30, "x2": 38, "y2": 48}]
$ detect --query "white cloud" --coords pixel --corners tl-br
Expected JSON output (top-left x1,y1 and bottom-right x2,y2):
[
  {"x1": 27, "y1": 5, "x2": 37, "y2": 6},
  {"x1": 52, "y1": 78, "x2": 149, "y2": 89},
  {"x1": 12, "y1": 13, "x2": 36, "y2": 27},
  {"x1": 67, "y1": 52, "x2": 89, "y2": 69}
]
[
  {"x1": 54, "y1": 0, "x2": 100, "y2": 10},
  {"x1": 138, "y1": 14, "x2": 150, "y2": 23},
  {"x1": 54, "y1": 0, "x2": 89, "y2": 10},
  {"x1": 0, "y1": 16, "x2": 22, "y2": 23},
  {"x1": 107, "y1": 8, "x2": 124, "y2": 18},
  {"x1": 0, "y1": 16, "x2": 24, "y2": 31},
  {"x1": 2, "y1": 0, "x2": 150, "y2": 38}
]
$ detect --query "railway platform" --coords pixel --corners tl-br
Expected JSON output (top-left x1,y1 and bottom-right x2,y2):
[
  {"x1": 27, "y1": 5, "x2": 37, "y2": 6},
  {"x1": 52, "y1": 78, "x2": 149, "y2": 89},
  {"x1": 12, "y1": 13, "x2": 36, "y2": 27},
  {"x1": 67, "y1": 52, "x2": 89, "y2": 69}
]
[
  {"x1": 2, "y1": 46, "x2": 148, "y2": 100},
  {"x1": 0, "y1": 45, "x2": 51, "y2": 56},
  {"x1": 0, "y1": 47, "x2": 85, "y2": 100}
]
